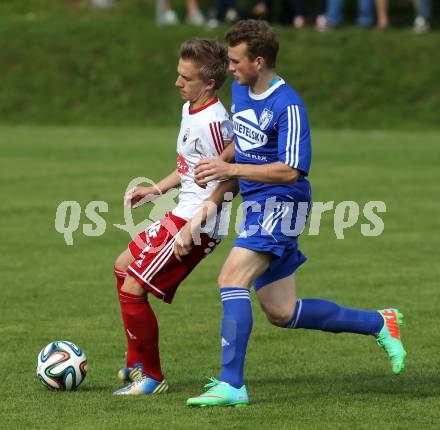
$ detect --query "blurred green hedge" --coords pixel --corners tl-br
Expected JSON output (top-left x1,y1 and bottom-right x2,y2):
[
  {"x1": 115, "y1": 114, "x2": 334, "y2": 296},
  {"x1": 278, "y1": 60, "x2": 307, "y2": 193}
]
[{"x1": 0, "y1": 8, "x2": 439, "y2": 129}]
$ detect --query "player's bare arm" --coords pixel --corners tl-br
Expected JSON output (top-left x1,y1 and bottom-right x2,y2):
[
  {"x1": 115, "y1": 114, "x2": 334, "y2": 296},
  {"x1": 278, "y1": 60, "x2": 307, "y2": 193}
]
[
  {"x1": 174, "y1": 178, "x2": 239, "y2": 261},
  {"x1": 195, "y1": 158, "x2": 299, "y2": 185},
  {"x1": 152, "y1": 169, "x2": 181, "y2": 193},
  {"x1": 125, "y1": 169, "x2": 181, "y2": 208}
]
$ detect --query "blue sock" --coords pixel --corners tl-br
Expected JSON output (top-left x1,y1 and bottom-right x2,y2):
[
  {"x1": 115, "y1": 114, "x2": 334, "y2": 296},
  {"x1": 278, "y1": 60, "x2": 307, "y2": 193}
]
[
  {"x1": 218, "y1": 287, "x2": 253, "y2": 389},
  {"x1": 284, "y1": 298, "x2": 384, "y2": 336}
]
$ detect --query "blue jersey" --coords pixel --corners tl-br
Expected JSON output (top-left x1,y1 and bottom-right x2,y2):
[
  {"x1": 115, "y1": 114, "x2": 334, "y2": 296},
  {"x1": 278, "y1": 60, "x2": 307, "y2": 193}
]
[{"x1": 231, "y1": 79, "x2": 312, "y2": 202}]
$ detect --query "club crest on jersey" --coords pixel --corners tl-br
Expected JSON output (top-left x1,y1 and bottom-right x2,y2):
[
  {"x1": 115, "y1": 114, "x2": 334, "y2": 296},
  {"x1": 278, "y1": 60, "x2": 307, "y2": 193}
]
[
  {"x1": 177, "y1": 154, "x2": 189, "y2": 174},
  {"x1": 182, "y1": 128, "x2": 190, "y2": 144},
  {"x1": 259, "y1": 108, "x2": 273, "y2": 131}
]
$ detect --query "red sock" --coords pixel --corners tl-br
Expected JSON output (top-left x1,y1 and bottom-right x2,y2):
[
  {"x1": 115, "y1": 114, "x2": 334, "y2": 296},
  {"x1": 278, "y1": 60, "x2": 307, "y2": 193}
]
[
  {"x1": 114, "y1": 267, "x2": 139, "y2": 367},
  {"x1": 118, "y1": 289, "x2": 163, "y2": 381}
]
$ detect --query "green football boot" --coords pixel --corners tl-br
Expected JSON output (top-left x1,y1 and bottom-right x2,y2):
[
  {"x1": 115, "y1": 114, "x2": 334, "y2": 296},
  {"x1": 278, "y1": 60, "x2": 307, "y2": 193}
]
[
  {"x1": 187, "y1": 378, "x2": 249, "y2": 407},
  {"x1": 376, "y1": 308, "x2": 407, "y2": 375}
]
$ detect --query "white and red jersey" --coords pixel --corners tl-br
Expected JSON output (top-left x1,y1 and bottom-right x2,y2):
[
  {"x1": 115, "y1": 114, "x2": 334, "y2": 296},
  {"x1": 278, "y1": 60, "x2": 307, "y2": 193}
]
[
  {"x1": 172, "y1": 97, "x2": 233, "y2": 220},
  {"x1": 126, "y1": 98, "x2": 232, "y2": 302}
]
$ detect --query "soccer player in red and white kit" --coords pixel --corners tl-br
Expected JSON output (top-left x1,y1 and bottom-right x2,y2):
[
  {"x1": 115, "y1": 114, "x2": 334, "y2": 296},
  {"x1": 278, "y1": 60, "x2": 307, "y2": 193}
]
[{"x1": 113, "y1": 38, "x2": 234, "y2": 395}]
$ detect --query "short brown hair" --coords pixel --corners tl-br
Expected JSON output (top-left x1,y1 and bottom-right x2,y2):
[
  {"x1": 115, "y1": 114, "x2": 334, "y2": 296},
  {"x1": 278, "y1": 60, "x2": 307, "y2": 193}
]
[
  {"x1": 225, "y1": 20, "x2": 279, "y2": 69},
  {"x1": 180, "y1": 38, "x2": 228, "y2": 90}
]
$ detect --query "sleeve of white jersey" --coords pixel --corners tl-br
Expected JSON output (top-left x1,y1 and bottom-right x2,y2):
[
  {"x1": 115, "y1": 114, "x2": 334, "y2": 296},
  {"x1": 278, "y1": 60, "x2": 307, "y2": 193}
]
[{"x1": 199, "y1": 119, "x2": 233, "y2": 158}]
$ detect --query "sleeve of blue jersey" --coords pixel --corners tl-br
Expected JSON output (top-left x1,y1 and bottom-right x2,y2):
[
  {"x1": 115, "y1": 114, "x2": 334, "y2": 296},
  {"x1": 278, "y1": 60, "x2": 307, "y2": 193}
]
[{"x1": 277, "y1": 105, "x2": 311, "y2": 175}]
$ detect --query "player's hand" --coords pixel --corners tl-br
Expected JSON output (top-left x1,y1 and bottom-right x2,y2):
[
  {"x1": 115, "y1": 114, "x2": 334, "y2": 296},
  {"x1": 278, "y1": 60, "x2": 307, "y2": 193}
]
[
  {"x1": 194, "y1": 158, "x2": 233, "y2": 185},
  {"x1": 174, "y1": 222, "x2": 193, "y2": 262},
  {"x1": 124, "y1": 186, "x2": 159, "y2": 209},
  {"x1": 194, "y1": 176, "x2": 207, "y2": 189}
]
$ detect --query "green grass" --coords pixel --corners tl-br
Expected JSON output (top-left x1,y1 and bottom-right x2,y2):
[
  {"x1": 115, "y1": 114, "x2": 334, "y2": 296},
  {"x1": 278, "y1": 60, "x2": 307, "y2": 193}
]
[{"x1": 1, "y1": 125, "x2": 439, "y2": 429}]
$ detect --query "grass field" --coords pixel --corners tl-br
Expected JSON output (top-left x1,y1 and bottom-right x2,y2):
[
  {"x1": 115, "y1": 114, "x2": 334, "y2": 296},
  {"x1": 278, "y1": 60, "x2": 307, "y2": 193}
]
[{"x1": 1, "y1": 125, "x2": 439, "y2": 429}]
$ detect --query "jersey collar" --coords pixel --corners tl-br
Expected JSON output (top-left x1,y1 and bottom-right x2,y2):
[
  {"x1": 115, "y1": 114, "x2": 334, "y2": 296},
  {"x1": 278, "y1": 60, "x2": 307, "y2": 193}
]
[
  {"x1": 189, "y1": 97, "x2": 218, "y2": 115},
  {"x1": 248, "y1": 79, "x2": 285, "y2": 100}
]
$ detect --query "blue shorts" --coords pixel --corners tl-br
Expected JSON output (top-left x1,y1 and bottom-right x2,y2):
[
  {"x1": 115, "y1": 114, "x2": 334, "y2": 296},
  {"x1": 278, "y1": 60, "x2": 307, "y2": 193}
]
[{"x1": 234, "y1": 198, "x2": 310, "y2": 291}]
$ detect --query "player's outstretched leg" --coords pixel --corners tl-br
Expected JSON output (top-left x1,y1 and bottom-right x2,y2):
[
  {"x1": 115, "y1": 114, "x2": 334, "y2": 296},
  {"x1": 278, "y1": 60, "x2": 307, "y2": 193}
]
[
  {"x1": 376, "y1": 308, "x2": 407, "y2": 375},
  {"x1": 258, "y1": 277, "x2": 408, "y2": 376},
  {"x1": 280, "y1": 299, "x2": 407, "y2": 375}
]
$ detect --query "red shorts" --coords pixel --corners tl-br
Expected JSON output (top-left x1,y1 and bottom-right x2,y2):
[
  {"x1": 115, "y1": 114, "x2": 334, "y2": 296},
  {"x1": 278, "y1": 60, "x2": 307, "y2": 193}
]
[{"x1": 127, "y1": 212, "x2": 219, "y2": 303}]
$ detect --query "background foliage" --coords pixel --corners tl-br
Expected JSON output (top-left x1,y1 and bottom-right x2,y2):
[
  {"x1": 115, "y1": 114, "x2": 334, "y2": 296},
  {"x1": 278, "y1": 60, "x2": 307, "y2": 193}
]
[{"x1": 0, "y1": 0, "x2": 439, "y2": 129}]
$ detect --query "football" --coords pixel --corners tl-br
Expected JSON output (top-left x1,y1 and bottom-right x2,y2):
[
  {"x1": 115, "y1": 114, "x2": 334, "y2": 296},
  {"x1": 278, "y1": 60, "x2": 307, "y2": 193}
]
[{"x1": 36, "y1": 340, "x2": 88, "y2": 391}]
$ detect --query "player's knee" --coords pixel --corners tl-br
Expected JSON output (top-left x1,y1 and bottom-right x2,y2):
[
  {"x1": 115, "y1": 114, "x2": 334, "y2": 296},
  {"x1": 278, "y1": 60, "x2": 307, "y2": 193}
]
[
  {"x1": 114, "y1": 256, "x2": 126, "y2": 272},
  {"x1": 262, "y1": 305, "x2": 292, "y2": 327},
  {"x1": 217, "y1": 261, "x2": 251, "y2": 288},
  {"x1": 115, "y1": 250, "x2": 131, "y2": 272},
  {"x1": 217, "y1": 260, "x2": 233, "y2": 287},
  {"x1": 217, "y1": 270, "x2": 229, "y2": 288},
  {"x1": 217, "y1": 269, "x2": 243, "y2": 289},
  {"x1": 121, "y1": 276, "x2": 145, "y2": 296}
]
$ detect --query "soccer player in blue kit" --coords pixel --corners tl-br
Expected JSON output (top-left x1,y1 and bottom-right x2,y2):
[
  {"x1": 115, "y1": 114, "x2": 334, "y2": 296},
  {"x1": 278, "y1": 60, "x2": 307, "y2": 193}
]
[{"x1": 182, "y1": 20, "x2": 407, "y2": 407}]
